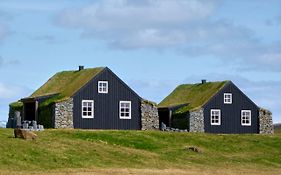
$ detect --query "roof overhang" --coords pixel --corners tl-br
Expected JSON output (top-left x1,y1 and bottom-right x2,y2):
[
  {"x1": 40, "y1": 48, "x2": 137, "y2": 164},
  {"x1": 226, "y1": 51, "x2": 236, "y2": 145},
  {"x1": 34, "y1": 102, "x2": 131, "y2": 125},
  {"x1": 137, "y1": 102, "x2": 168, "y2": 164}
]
[
  {"x1": 21, "y1": 93, "x2": 59, "y2": 103},
  {"x1": 158, "y1": 103, "x2": 189, "y2": 112}
]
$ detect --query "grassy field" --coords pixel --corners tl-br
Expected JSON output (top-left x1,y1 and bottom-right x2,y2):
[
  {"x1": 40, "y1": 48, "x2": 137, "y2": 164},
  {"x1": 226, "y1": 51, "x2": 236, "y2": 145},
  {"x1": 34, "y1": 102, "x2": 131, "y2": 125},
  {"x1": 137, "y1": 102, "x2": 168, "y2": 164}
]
[{"x1": 1, "y1": 129, "x2": 281, "y2": 175}]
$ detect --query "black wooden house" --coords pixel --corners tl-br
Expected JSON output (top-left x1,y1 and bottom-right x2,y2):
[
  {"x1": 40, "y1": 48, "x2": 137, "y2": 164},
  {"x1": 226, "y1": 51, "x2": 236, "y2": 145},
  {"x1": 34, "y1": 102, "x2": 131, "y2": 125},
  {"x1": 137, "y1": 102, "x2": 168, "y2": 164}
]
[
  {"x1": 9, "y1": 67, "x2": 159, "y2": 130},
  {"x1": 158, "y1": 80, "x2": 273, "y2": 134}
]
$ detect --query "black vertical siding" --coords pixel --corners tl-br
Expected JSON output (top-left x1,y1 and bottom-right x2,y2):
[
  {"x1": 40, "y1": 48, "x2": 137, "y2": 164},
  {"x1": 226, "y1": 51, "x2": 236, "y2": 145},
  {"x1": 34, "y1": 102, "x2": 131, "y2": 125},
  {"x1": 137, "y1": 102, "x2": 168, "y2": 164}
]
[
  {"x1": 203, "y1": 82, "x2": 259, "y2": 134},
  {"x1": 72, "y1": 68, "x2": 141, "y2": 130}
]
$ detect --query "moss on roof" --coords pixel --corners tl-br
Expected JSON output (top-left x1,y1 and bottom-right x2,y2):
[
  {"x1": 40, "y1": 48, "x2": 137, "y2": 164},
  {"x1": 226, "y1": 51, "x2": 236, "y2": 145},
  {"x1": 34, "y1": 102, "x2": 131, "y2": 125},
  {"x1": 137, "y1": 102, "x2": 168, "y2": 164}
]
[
  {"x1": 9, "y1": 101, "x2": 23, "y2": 110},
  {"x1": 30, "y1": 67, "x2": 105, "y2": 100},
  {"x1": 158, "y1": 81, "x2": 229, "y2": 112}
]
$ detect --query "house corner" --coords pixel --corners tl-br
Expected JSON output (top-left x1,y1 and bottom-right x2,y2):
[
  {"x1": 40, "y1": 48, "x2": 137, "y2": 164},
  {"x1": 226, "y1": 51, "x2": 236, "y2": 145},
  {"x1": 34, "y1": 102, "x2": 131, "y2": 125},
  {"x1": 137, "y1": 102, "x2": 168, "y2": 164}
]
[
  {"x1": 140, "y1": 100, "x2": 159, "y2": 130},
  {"x1": 259, "y1": 108, "x2": 274, "y2": 134}
]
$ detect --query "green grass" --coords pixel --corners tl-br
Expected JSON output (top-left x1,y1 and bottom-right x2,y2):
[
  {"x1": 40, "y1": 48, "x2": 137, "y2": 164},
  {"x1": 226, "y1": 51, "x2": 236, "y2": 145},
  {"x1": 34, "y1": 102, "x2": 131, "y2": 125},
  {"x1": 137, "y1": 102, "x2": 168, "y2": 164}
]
[
  {"x1": 31, "y1": 67, "x2": 104, "y2": 100},
  {"x1": 9, "y1": 101, "x2": 23, "y2": 110},
  {"x1": 158, "y1": 81, "x2": 227, "y2": 111},
  {"x1": 1, "y1": 129, "x2": 281, "y2": 173}
]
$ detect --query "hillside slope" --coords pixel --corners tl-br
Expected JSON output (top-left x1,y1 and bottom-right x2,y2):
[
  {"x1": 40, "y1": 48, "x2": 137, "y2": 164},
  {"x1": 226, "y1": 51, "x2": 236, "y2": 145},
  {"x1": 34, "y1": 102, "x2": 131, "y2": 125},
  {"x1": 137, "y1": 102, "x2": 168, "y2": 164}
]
[{"x1": 0, "y1": 129, "x2": 281, "y2": 175}]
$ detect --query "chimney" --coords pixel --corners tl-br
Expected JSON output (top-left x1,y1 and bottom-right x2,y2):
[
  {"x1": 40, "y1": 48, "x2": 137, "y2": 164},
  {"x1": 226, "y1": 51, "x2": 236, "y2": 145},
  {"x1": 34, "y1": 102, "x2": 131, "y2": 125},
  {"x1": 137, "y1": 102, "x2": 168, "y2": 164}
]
[
  {"x1": 79, "y1": 66, "x2": 84, "y2": 71},
  {"x1": 201, "y1": 79, "x2": 207, "y2": 84}
]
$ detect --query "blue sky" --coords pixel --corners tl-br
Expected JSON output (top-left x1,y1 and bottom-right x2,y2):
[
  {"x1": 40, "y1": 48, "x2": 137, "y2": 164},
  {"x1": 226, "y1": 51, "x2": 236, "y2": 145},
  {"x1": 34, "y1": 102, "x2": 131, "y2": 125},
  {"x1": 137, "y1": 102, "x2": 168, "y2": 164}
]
[{"x1": 0, "y1": 0, "x2": 281, "y2": 123}]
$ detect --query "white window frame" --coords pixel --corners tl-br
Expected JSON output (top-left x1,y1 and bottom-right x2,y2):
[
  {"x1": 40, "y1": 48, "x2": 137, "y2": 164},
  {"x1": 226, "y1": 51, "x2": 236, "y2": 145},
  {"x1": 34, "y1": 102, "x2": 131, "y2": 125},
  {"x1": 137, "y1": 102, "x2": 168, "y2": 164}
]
[
  {"x1": 210, "y1": 109, "x2": 221, "y2": 125},
  {"x1": 119, "y1": 101, "x2": 131, "y2": 119},
  {"x1": 98, "y1": 81, "x2": 108, "y2": 94},
  {"x1": 224, "y1": 93, "x2": 232, "y2": 104},
  {"x1": 82, "y1": 100, "x2": 94, "y2": 118},
  {"x1": 241, "y1": 110, "x2": 251, "y2": 126}
]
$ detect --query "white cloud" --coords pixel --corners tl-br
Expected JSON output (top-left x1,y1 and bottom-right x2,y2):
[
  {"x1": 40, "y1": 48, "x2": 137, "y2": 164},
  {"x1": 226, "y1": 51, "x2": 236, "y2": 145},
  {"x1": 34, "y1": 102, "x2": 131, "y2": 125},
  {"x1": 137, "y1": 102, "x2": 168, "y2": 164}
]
[
  {"x1": 57, "y1": 0, "x2": 218, "y2": 29},
  {"x1": 56, "y1": 0, "x2": 220, "y2": 49},
  {"x1": 55, "y1": 0, "x2": 281, "y2": 71}
]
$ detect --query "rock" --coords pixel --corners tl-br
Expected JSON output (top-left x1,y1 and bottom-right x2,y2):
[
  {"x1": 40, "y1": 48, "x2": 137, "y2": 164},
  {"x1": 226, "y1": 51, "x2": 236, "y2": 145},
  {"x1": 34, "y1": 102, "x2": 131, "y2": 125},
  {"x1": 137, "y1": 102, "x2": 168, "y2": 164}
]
[
  {"x1": 14, "y1": 128, "x2": 37, "y2": 140},
  {"x1": 186, "y1": 146, "x2": 202, "y2": 153},
  {"x1": 161, "y1": 122, "x2": 167, "y2": 131}
]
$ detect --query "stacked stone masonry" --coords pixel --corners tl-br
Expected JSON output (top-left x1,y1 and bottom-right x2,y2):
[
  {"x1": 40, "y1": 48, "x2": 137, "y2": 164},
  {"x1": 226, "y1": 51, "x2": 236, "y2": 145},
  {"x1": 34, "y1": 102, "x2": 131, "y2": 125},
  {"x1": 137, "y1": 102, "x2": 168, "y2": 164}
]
[
  {"x1": 54, "y1": 98, "x2": 74, "y2": 128},
  {"x1": 189, "y1": 108, "x2": 204, "y2": 132},
  {"x1": 259, "y1": 108, "x2": 274, "y2": 134},
  {"x1": 141, "y1": 101, "x2": 159, "y2": 130}
]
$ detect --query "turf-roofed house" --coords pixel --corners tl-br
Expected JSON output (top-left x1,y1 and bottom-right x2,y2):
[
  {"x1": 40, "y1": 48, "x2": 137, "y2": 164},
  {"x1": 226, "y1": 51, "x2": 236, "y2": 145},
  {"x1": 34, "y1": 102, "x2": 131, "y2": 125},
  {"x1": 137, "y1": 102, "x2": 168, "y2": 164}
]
[
  {"x1": 8, "y1": 66, "x2": 159, "y2": 130},
  {"x1": 158, "y1": 80, "x2": 273, "y2": 134}
]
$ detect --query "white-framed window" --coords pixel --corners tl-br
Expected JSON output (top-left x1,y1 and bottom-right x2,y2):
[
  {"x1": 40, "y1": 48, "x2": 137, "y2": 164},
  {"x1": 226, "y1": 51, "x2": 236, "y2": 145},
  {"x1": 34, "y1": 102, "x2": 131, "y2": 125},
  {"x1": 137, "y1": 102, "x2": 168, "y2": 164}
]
[
  {"x1": 241, "y1": 110, "x2": 251, "y2": 126},
  {"x1": 119, "y1": 101, "x2": 131, "y2": 119},
  {"x1": 224, "y1": 93, "x2": 232, "y2": 104},
  {"x1": 82, "y1": 100, "x2": 94, "y2": 118},
  {"x1": 210, "y1": 109, "x2": 221, "y2": 125},
  {"x1": 98, "y1": 81, "x2": 108, "y2": 94}
]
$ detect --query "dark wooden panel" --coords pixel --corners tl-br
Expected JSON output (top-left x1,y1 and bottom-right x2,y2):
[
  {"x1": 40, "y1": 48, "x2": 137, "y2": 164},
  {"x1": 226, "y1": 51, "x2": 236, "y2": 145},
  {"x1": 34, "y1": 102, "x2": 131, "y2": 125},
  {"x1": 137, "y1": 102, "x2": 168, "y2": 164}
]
[
  {"x1": 203, "y1": 82, "x2": 259, "y2": 134},
  {"x1": 72, "y1": 68, "x2": 141, "y2": 130}
]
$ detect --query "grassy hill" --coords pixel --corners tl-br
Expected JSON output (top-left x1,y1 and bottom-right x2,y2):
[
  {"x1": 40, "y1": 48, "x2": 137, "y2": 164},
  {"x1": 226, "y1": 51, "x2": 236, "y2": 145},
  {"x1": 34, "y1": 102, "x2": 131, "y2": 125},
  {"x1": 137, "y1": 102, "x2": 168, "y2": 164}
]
[{"x1": 1, "y1": 129, "x2": 281, "y2": 175}]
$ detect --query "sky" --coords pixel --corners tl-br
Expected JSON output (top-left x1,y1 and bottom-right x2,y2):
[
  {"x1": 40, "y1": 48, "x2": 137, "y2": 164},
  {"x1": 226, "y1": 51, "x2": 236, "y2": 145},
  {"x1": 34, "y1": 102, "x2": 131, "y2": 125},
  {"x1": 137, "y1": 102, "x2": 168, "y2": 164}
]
[{"x1": 0, "y1": 0, "x2": 281, "y2": 123}]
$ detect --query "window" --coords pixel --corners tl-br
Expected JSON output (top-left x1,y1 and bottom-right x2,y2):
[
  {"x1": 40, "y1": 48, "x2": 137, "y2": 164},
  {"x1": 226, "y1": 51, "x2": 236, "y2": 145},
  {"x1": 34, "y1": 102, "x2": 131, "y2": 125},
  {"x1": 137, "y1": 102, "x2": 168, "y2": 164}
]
[
  {"x1": 224, "y1": 93, "x2": 232, "y2": 104},
  {"x1": 241, "y1": 110, "x2": 251, "y2": 126},
  {"x1": 98, "y1": 81, "x2": 108, "y2": 94},
  {"x1": 210, "y1": 109, "x2": 221, "y2": 125},
  {"x1": 82, "y1": 100, "x2": 94, "y2": 118},
  {"x1": 119, "y1": 101, "x2": 131, "y2": 119}
]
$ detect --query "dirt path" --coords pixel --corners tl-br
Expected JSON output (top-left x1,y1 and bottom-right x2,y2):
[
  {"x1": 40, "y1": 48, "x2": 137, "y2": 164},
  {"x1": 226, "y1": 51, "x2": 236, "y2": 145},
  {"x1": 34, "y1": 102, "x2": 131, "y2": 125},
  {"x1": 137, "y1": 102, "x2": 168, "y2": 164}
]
[{"x1": 2, "y1": 168, "x2": 281, "y2": 175}]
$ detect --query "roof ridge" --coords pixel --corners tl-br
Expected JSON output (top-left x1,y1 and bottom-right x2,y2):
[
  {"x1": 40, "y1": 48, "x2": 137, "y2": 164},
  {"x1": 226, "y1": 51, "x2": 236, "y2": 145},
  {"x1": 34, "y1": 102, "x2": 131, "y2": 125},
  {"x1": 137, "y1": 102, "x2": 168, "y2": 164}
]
[
  {"x1": 29, "y1": 67, "x2": 105, "y2": 99},
  {"x1": 158, "y1": 81, "x2": 228, "y2": 110}
]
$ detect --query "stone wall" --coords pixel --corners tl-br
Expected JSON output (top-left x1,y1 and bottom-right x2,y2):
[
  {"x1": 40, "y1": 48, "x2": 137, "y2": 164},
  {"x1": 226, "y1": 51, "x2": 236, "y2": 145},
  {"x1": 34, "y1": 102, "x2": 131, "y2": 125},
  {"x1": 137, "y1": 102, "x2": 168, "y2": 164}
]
[
  {"x1": 189, "y1": 108, "x2": 204, "y2": 132},
  {"x1": 259, "y1": 108, "x2": 274, "y2": 134},
  {"x1": 141, "y1": 100, "x2": 159, "y2": 130},
  {"x1": 7, "y1": 109, "x2": 21, "y2": 128},
  {"x1": 54, "y1": 98, "x2": 74, "y2": 129}
]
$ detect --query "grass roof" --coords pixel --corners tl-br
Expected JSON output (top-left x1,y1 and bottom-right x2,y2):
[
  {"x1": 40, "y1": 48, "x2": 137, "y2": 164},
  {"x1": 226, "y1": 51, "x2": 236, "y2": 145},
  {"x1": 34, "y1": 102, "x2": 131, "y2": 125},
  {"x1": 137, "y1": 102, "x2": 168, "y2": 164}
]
[
  {"x1": 30, "y1": 67, "x2": 105, "y2": 100},
  {"x1": 158, "y1": 81, "x2": 228, "y2": 112}
]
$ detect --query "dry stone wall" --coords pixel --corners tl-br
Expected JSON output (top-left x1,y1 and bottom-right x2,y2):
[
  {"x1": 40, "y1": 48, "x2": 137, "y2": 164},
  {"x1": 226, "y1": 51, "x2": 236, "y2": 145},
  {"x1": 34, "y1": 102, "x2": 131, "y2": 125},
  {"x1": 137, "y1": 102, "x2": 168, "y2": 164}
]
[
  {"x1": 141, "y1": 100, "x2": 159, "y2": 130},
  {"x1": 259, "y1": 108, "x2": 274, "y2": 134},
  {"x1": 54, "y1": 98, "x2": 74, "y2": 128},
  {"x1": 189, "y1": 108, "x2": 204, "y2": 132}
]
